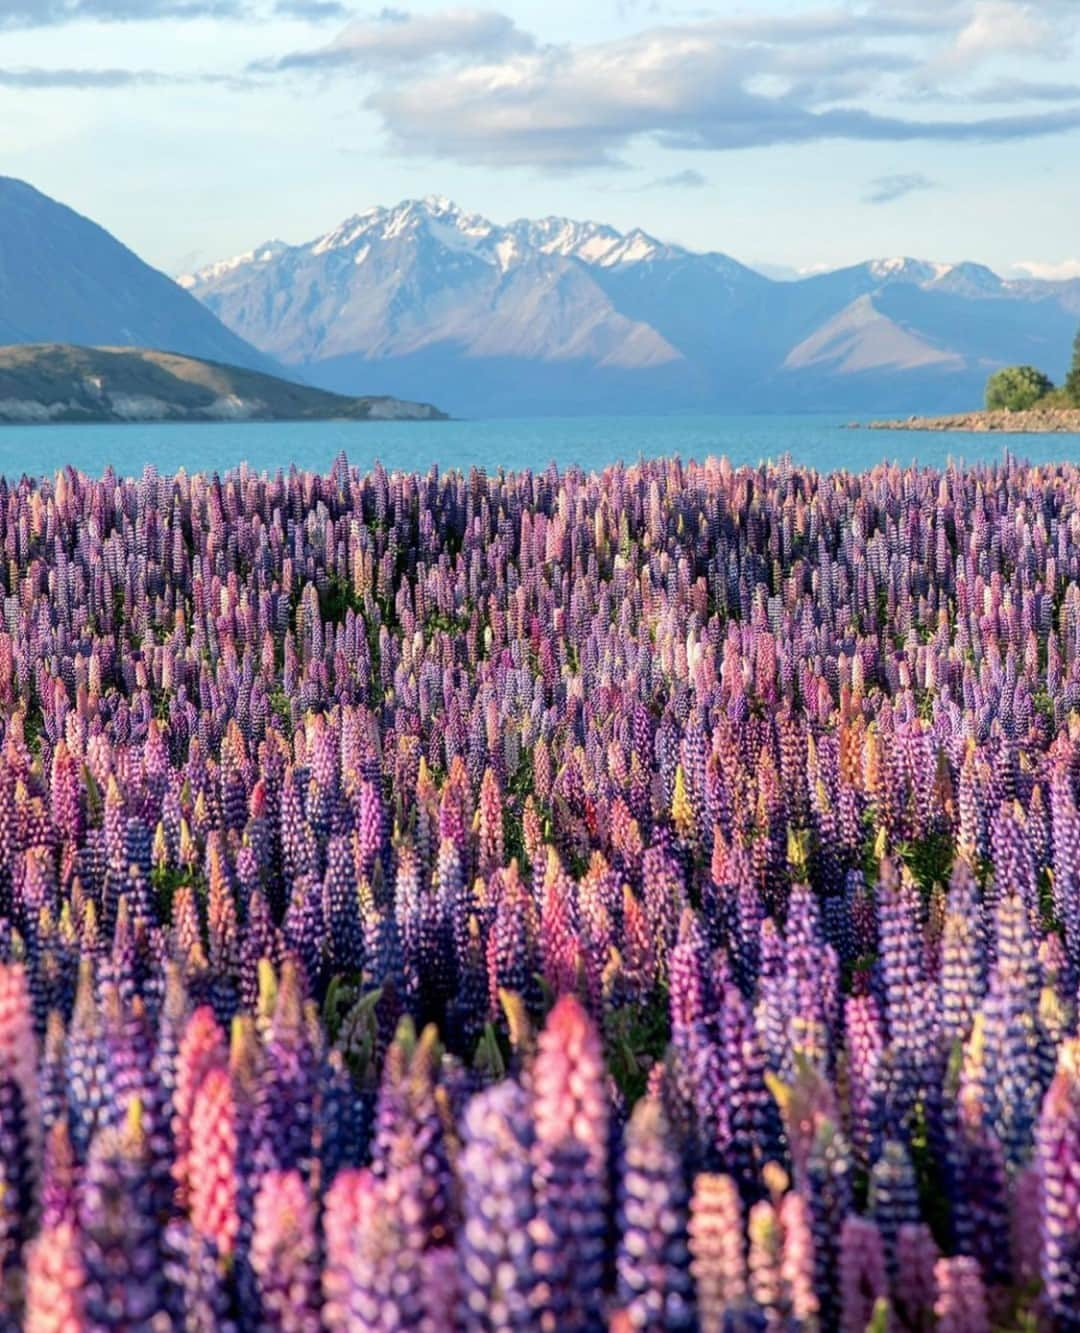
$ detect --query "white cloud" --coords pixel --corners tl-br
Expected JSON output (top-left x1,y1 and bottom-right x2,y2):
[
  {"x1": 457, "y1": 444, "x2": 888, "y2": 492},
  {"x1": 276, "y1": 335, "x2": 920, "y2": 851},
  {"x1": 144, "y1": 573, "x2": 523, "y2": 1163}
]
[
  {"x1": 264, "y1": 7, "x2": 536, "y2": 71},
  {"x1": 947, "y1": 1, "x2": 1056, "y2": 62},
  {"x1": 360, "y1": 15, "x2": 1080, "y2": 169},
  {"x1": 255, "y1": 4, "x2": 1080, "y2": 169},
  {"x1": 1012, "y1": 257, "x2": 1080, "y2": 280}
]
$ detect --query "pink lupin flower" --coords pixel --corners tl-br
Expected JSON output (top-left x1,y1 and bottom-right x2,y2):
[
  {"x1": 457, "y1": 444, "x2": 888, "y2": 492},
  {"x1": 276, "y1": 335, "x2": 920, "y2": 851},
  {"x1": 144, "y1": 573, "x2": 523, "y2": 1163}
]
[
  {"x1": 188, "y1": 1065, "x2": 239, "y2": 1259},
  {"x1": 250, "y1": 1168, "x2": 320, "y2": 1332},
  {"x1": 933, "y1": 1256, "x2": 990, "y2": 1333},
  {"x1": 24, "y1": 1220, "x2": 85, "y2": 1333},
  {"x1": 689, "y1": 1173, "x2": 746, "y2": 1331},
  {"x1": 171, "y1": 1005, "x2": 227, "y2": 1207}
]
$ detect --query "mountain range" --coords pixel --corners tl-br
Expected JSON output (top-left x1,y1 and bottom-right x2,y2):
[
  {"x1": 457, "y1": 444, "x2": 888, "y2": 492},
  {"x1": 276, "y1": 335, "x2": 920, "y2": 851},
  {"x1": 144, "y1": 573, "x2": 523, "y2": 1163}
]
[
  {"x1": 3, "y1": 177, "x2": 1079, "y2": 418},
  {"x1": 178, "y1": 197, "x2": 1080, "y2": 417}
]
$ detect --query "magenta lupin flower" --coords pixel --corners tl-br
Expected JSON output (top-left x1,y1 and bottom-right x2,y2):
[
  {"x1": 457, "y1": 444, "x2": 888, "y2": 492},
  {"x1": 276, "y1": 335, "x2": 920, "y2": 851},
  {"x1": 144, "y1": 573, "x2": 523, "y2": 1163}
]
[
  {"x1": 189, "y1": 1064, "x2": 239, "y2": 1260},
  {"x1": 1036, "y1": 1038, "x2": 1080, "y2": 1325},
  {"x1": 839, "y1": 1215, "x2": 887, "y2": 1333},
  {"x1": 530, "y1": 994, "x2": 609, "y2": 1331},
  {"x1": 933, "y1": 1255, "x2": 990, "y2": 1333},
  {"x1": 250, "y1": 1168, "x2": 320, "y2": 1332}
]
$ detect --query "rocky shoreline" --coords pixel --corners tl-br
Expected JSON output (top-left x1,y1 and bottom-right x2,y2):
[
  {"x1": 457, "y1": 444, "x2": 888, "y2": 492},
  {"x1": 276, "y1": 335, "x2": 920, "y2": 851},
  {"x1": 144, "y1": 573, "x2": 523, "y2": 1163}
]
[{"x1": 858, "y1": 407, "x2": 1080, "y2": 433}]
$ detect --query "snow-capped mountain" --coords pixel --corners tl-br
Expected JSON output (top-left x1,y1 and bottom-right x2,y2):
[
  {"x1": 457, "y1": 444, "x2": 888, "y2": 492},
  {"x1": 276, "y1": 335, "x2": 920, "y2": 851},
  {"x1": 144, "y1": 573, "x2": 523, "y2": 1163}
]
[{"x1": 180, "y1": 197, "x2": 1080, "y2": 417}]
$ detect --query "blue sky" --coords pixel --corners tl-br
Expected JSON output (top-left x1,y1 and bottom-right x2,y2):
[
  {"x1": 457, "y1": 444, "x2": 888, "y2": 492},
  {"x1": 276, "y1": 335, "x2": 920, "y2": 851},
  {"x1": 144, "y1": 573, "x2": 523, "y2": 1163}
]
[{"x1": 2, "y1": 0, "x2": 1079, "y2": 279}]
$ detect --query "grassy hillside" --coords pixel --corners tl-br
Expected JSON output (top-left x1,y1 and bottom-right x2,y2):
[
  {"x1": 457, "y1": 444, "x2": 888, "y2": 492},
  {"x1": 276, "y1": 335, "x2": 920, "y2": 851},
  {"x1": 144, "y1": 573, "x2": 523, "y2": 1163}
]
[{"x1": 0, "y1": 344, "x2": 447, "y2": 424}]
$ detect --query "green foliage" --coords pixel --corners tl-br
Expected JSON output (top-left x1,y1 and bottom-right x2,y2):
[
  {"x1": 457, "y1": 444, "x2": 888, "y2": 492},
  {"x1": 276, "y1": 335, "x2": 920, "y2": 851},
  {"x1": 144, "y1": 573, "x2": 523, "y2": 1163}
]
[
  {"x1": 473, "y1": 1022, "x2": 508, "y2": 1081},
  {"x1": 268, "y1": 686, "x2": 292, "y2": 730},
  {"x1": 896, "y1": 828, "x2": 955, "y2": 897},
  {"x1": 333, "y1": 984, "x2": 384, "y2": 1083},
  {"x1": 20, "y1": 701, "x2": 45, "y2": 757},
  {"x1": 317, "y1": 573, "x2": 364, "y2": 627},
  {"x1": 604, "y1": 991, "x2": 671, "y2": 1103},
  {"x1": 1038, "y1": 386, "x2": 1075, "y2": 410},
  {"x1": 150, "y1": 865, "x2": 203, "y2": 925},
  {"x1": 909, "y1": 1098, "x2": 951, "y2": 1248},
  {"x1": 1067, "y1": 325, "x2": 1080, "y2": 406},
  {"x1": 985, "y1": 364, "x2": 1054, "y2": 412}
]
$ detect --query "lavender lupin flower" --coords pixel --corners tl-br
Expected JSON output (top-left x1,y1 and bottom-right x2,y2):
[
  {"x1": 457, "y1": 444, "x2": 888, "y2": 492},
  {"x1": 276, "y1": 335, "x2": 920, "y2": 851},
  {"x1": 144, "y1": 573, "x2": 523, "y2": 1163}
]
[
  {"x1": 457, "y1": 1078, "x2": 535, "y2": 1331},
  {"x1": 615, "y1": 1095, "x2": 694, "y2": 1331}
]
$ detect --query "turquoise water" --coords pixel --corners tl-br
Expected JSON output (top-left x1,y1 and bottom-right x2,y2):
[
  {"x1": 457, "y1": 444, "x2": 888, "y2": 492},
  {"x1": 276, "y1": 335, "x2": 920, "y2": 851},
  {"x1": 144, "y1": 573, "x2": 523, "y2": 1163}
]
[{"x1": 1, "y1": 413, "x2": 1079, "y2": 479}]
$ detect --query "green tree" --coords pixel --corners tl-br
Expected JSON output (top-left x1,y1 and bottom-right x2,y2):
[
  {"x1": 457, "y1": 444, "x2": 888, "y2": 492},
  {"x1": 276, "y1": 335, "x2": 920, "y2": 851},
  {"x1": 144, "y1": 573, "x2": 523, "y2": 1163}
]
[
  {"x1": 1066, "y1": 327, "x2": 1080, "y2": 406},
  {"x1": 985, "y1": 364, "x2": 1054, "y2": 412}
]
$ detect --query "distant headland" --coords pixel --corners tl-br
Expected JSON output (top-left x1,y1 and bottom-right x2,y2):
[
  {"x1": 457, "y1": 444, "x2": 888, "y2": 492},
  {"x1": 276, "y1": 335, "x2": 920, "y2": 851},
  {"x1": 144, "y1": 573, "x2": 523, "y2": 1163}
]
[
  {"x1": 863, "y1": 407, "x2": 1080, "y2": 433},
  {"x1": 0, "y1": 344, "x2": 448, "y2": 426}
]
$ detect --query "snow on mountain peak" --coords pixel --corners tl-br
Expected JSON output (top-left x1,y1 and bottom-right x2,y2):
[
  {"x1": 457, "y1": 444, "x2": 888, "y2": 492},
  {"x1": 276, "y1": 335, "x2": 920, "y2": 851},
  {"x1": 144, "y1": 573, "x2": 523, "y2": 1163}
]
[
  {"x1": 182, "y1": 201, "x2": 689, "y2": 291},
  {"x1": 868, "y1": 257, "x2": 938, "y2": 282},
  {"x1": 178, "y1": 241, "x2": 287, "y2": 289},
  {"x1": 863, "y1": 257, "x2": 1005, "y2": 294},
  {"x1": 308, "y1": 197, "x2": 499, "y2": 258},
  {"x1": 510, "y1": 215, "x2": 671, "y2": 268}
]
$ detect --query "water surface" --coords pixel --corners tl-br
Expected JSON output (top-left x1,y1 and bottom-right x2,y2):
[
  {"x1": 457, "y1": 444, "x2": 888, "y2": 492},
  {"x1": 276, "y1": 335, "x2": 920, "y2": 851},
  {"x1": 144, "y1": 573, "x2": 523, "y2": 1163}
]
[{"x1": 1, "y1": 413, "x2": 1079, "y2": 479}]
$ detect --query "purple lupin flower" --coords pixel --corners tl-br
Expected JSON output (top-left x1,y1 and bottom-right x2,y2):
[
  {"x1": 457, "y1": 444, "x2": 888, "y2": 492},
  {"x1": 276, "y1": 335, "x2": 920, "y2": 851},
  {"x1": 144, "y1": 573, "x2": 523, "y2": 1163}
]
[
  {"x1": 1035, "y1": 1037, "x2": 1080, "y2": 1327},
  {"x1": 894, "y1": 1222, "x2": 938, "y2": 1332},
  {"x1": 249, "y1": 958, "x2": 315, "y2": 1182},
  {"x1": 876, "y1": 860, "x2": 927, "y2": 1133},
  {"x1": 615, "y1": 1094, "x2": 693, "y2": 1331},
  {"x1": 868, "y1": 1139, "x2": 920, "y2": 1283},
  {"x1": 803, "y1": 1116, "x2": 853, "y2": 1331},
  {"x1": 982, "y1": 892, "x2": 1044, "y2": 1170},
  {"x1": 457, "y1": 1078, "x2": 534, "y2": 1330},
  {"x1": 0, "y1": 962, "x2": 40, "y2": 1322},
  {"x1": 529, "y1": 994, "x2": 609, "y2": 1332},
  {"x1": 933, "y1": 1255, "x2": 990, "y2": 1333},
  {"x1": 249, "y1": 1168, "x2": 320, "y2": 1332},
  {"x1": 838, "y1": 1215, "x2": 887, "y2": 1333},
  {"x1": 80, "y1": 1100, "x2": 167, "y2": 1332},
  {"x1": 947, "y1": 1085, "x2": 1010, "y2": 1287}
]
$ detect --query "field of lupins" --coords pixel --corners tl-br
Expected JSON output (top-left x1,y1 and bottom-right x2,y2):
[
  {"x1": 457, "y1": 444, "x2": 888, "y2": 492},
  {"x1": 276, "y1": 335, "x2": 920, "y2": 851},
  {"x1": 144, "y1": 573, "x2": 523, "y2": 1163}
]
[{"x1": 1, "y1": 451, "x2": 1079, "y2": 1331}]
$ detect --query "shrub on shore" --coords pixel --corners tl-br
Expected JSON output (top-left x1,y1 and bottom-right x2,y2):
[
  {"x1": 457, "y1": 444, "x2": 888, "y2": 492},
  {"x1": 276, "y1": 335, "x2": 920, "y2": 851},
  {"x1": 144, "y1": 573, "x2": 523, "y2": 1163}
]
[{"x1": 985, "y1": 363, "x2": 1054, "y2": 411}]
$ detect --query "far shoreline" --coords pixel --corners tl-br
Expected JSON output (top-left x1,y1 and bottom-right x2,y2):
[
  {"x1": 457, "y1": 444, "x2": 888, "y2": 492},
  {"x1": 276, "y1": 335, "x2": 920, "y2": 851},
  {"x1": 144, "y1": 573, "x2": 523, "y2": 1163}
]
[{"x1": 853, "y1": 407, "x2": 1080, "y2": 434}]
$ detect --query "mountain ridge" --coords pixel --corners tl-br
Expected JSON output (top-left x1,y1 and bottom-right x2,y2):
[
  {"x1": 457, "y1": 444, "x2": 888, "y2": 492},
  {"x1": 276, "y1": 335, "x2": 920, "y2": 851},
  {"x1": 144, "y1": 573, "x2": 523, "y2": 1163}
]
[
  {"x1": 0, "y1": 177, "x2": 285, "y2": 379},
  {"x1": 179, "y1": 196, "x2": 1080, "y2": 417}
]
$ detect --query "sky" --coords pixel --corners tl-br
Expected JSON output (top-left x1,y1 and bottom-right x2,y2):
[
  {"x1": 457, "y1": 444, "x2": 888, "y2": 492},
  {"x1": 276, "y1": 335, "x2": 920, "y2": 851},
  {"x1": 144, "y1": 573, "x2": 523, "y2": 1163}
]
[{"x1": 2, "y1": 0, "x2": 1079, "y2": 280}]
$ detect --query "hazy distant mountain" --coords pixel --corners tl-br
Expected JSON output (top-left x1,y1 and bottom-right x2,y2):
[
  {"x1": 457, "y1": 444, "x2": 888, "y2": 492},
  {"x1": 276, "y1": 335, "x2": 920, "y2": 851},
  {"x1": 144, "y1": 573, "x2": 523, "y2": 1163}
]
[
  {"x1": 0, "y1": 178, "x2": 278, "y2": 376},
  {"x1": 180, "y1": 197, "x2": 1080, "y2": 417}
]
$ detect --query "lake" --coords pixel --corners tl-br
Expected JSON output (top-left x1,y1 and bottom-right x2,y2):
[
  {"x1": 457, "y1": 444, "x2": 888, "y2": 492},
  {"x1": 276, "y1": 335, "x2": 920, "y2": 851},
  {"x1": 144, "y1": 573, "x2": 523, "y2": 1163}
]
[{"x1": 1, "y1": 413, "x2": 1079, "y2": 479}]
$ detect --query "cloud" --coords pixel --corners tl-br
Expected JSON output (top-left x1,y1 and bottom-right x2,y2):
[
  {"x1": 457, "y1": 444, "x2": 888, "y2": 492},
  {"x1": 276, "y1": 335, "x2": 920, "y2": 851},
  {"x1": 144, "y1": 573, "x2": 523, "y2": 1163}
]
[
  {"x1": 1012, "y1": 258, "x2": 1080, "y2": 281},
  {"x1": 0, "y1": 65, "x2": 254, "y2": 90},
  {"x1": 864, "y1": 172, "x2": 941, "y2": 204},
  {"x1": 261, "y1": 7, "x2": 535, "y2": 72},
  {"x1": 645, "y1": 168, "x2": 706, "y2": 189},
  {"x1": 360, "y1": 18, "x2": 1080, "y2": 170},
  {"x1": 965, "y1": 77, "x2": 1080, "y2": 103},
  {"x1": 0, "y1": 65, "x2": 165, "y2": 86},
  {"x1": 0, "y1": 0, "x2": 245, "y2": 25},
  {"x1": 941, "y1": 0, "x2": 1060, "y2": 67},
  {"x1": 274, "y1": 0, "x2": 348, "y2": 17}
]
